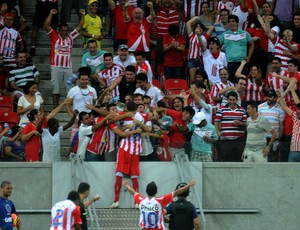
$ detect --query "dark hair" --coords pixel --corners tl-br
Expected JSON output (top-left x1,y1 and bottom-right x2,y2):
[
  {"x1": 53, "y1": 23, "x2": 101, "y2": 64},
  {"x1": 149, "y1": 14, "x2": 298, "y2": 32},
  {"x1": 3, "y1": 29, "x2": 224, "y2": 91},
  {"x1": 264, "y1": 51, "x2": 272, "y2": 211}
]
[
  {"x1": 207, "y1": 37, "x2": 220, "y2": 47},
  {"x1": 272, "y1": 57, "x2": 282, "y2": 63},
  {"x1": 125, "y1": 65, "x2": 136, "y2": 73},
  {"x1": 59, "y1": 23, "x2": 69, "y2": 31},
  {"x1": 200, "y1": 1, "x2": 209, "y2": 12},
  {"x1": 182, "y1": 106, "x2": 195, "y2": 117},
  {"x1": 172, "y1": 97, "x2": 184, "y2": 110},
  {"x1": 227, "y1": 91, "x2": 238, "y2": 99},
  {"x1": 247, "y1": 100, "x2": 258, "y2": 111},
  {"x1": 78, "y1": 66, "x2": 91, "y2": 78},
  {"x1": 143, "y1": 95, "x2": 151, "y2": 101},
  {"x1": 23, "y1": 81, "x2": 37, "y2": 94},
  {"x1": 0, "y1": 181, "x2": 11, "y2": 189},
  {"x1": 87, "y1": 39, "x2": 97, "y2": 46},
  {"x1": 47, "y1": 118, "x2": 58, "y2": 128},
  {"x1": 135, "y1": 51, "x2": 146, "y2": 58},
  {"x1": 146, "y1": 181, "x2": 157, "y2": 196},
  {"x1": 136, "y1": 73, "x2": 148, "y2": 82},
  {"x1": 103, "y1": 52, "x2": 113, "y2": 59},
  {"x1": 175, "y1": 182, "x2": 189, "y2": 197},
  {"x1": 67, "y1": 190, "x2": 80, "y2": 202},
  {"x1": 157, "y1": 100, "x2": 167, "y2": 108},
  {"x1": 27, "y1": 109, "x2": 39, "y2": 121},
  {"x1": 133, "y1": 93, "x2": 143, "y2": 99},
  {"x1": 220, "y1": 8, "x2": 230, "y2": 15},
  {"x1": 228, "y1": 15, "x2": 239, "y2": 24},
  {"x1": 168, "y1": 24, "x2": 179, "y2": 36},
  {"x1": 10, "y1": 125, "x2": 20, "y2": 137},
  {"x1": 192, "y1": 80, "x2": 206, "y2": 89},
  {"x1": 78, "y1": 111, "x2": 89, "y2": 122},
  {"x1": 194, "y1": 22, "x2": 206, "y2": 32},
  {"x1": 126, "y1": 101, "x2": 137, "y2": 112},
  {"x1": 78, "y1": 182, "x2": 90, "y2": 194},
  {"x1": 107, "y1": 103, "x2": 117, "y2": 111},
  {"x1": 287, "y1": 59, "x2": 299, "y2": 67},
  {"x1": 237, "y1": 77, "x2": 246, "y2": 84},
  {"x1": 136, "y1": 103, "x2": 145, "y2": 108}
]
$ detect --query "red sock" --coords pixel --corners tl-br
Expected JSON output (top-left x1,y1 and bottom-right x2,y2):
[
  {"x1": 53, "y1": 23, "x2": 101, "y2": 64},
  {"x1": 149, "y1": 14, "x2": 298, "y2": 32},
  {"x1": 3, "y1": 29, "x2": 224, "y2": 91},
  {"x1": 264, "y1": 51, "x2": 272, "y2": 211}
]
[
  {"x1": 131, "y1": 178, "x2": 139, "y2": 193},
  {"x1": 114, "y1": 176, "x2": 122, "y2": 202}
]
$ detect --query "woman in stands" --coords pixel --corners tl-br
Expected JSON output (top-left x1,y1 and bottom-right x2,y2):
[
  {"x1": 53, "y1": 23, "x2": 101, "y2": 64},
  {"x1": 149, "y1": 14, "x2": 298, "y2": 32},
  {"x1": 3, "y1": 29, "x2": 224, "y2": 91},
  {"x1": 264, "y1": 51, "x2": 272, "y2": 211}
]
[
  {"x1": 235, "y1": 60, "x2": 268, "y2": 104},
  {"x1": 21, "y1": 109, "x2": 42, "y2": 162},
  {"x1": 17, "y1": 81, "x2": 43, "y2": 127},
  {"x1": 4, "y1": 126, "x2": 25, "y2": 161}
]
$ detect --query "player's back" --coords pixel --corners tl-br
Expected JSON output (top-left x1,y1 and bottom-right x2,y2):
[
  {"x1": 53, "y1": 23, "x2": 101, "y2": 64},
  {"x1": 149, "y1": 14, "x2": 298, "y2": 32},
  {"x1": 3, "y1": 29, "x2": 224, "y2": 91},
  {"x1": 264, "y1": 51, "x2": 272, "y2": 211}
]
[{"x1": 50, "y1": 199, "x2": 77, "y2": 230}]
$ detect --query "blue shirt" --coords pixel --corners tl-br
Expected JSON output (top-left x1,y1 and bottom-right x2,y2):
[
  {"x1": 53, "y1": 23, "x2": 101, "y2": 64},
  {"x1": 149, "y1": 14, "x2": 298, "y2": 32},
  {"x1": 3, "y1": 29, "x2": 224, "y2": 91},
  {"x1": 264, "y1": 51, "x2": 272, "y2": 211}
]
[{"x1": 0, "y1": 197, "x2": 16, "y2": 230}]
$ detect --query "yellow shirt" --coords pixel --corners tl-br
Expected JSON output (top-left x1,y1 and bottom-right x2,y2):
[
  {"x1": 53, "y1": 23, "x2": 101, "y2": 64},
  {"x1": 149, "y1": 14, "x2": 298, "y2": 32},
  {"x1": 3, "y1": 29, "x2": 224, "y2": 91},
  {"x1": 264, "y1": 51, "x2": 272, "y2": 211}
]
[{"x1": 83, "y1": 14, "x2": 102, "y2": 49}]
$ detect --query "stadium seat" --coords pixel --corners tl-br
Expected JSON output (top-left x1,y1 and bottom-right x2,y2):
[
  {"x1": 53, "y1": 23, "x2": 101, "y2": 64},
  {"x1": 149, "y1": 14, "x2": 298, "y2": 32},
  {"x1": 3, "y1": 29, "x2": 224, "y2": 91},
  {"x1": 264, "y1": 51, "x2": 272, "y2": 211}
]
[
  {"x1": 152, "y1": 79, "x2": 160, "y2": 88},
  {"x1": 0, "y1": 96, "x2": 13, "y2": 112},
  {"x1": 0, "y1": 111, "x2": 19, "y2": 128},
  {"x1": 157, "y1": 64, "x2": 166, "y2": 91},
  {"x1": 164, "y1": 79, "x2": 188, "y2": 92}
]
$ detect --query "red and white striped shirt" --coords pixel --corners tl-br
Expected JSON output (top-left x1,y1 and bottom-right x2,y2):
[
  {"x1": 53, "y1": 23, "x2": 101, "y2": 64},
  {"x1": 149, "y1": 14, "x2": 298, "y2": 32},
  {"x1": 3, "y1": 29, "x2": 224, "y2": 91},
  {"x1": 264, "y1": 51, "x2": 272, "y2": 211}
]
[
  {"x1": 267, "y1": 70, "x2": 292, "y2": 101},
  {"x1": 86, "y1": 117, "x2": 108, "y2": 155},
  {"x1": 99, "y1": 63, "x2": 124, "y2": 98},
  {"x1": 188, "y1": 33, "x2": 209, "y2": 60},
  {"x1": 48, "y1": 29, "x2": 79, "y2": 68},
  {"x1": 244, "y1": 76, "x2": 265, "y2": 102},
  {"x1": 217, "y1": 1, "x2": 234, "y2": 13},
  {"x1": 50, "y1": 200, "x2": 82, "y2": 230},
  {"x1": 157, "y1": 8, "x2": 179, "y2": 38},
  {"x1": 118, "y1": 112, "x2": 144, "y2": 155},
  {"x1": 182, "y1": 0, "x2": 202, "y2": 22},
  {"x1": 232, "y1": 4, "x2": 248, "y2": 30},
  {"x1": 211, "y1": 81, "x2": 234, "y2": 107},
  {"x1": 0, "y1": 27, "x2": 22, "y2": 66},
  {"x1": 272, "y1": 36, "x2": 297, "y2": 70},
  {"x1": 291, "y1": 111, "x2": 300, "y2": 151}
]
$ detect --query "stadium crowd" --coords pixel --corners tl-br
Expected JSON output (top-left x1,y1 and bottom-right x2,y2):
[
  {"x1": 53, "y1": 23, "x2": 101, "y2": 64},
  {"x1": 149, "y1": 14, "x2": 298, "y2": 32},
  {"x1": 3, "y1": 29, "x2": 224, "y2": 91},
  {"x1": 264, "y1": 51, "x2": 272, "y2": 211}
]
[{"x1": 0, "y1": 0, "x2": 300, "y2": 166}]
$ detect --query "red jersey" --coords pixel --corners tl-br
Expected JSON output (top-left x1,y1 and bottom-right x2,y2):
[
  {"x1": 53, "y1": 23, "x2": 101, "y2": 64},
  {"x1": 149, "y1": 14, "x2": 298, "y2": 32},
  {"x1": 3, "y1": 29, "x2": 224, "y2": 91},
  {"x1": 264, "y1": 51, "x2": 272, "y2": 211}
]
[
  {"x1": 163, "y1": 33, "x2": 185, "y2": 67},
  {"x1": 188, "y1": 33, "x2": 209, "y2": 60},
  {"x1": 166, "y1": 109, "x2": 186, "y2": 148},
  {"x1": 157, "y1": 135, "x2": 172, "y2": 161},
  {"x1": 157, "y1": 8, "x2": 179, "y2": 38},
  {"x1": 285, "y1": 101, "x2": 297, "y2": 136},
  {"x1": 86, "y1": 117, "x2": 108, "y2": 155},
  {"x1": 48, "y1": 29, "x2": 80, "y2": 68},
  {"x1": 23, "y1": 122, "x2": 40, "y2": 162},
  {"x1": 136, "y1": 60, "x2": 153, "y2": 84},
  {"x1": 126, "y1": 17, "x2": 151, "y2": 52},
  {"x1": 134, "y1": 192, "x2": 173, "y2": 230},
  {"x1": 112, "y1": 5, "x2": 134, "y2": 40},
  {"x1": 50, "y1": 200, "x2": 82, "y2": 230}
]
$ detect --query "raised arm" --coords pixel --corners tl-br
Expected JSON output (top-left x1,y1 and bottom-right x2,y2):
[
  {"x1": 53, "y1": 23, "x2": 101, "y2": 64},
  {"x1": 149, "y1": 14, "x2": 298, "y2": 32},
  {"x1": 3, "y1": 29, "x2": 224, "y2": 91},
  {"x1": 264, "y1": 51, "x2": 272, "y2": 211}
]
[
  {"x1": 174, "y1": 179, "x2": 196, "y2": 197},
  {"x1": 186, "y1": 16, "x2": 200, "y2": 36},
  {"x1": 107, "y1": 0, "x2": 116, "y2": 10},
  {"x1": 147, "y1": 1, "x2": 156, "y2": 21},
  {"x1": 45, "y1": 9, "x2": 57, "y2": 33},
  {"x1": 235, "y1": 60, "x2": 247, "y2": 79},
  {"x1": 123, "y1": 180, "x2": 137, "y2": 196},
  {"x1": 123, "y1": 2, "x2": 131, "y2": 22},
  {"x1": 277, "y1": 96, "x2": 293, "y2": 116},
  {"x1": 257, "y1": 15, "x2": 274, "y2": 40},
  {"x1": 75, "y1": 9, "x2": 86, "y2": 32},
  {"x1": 288, "y1": 79, "x2": 300, "y2": 105}
]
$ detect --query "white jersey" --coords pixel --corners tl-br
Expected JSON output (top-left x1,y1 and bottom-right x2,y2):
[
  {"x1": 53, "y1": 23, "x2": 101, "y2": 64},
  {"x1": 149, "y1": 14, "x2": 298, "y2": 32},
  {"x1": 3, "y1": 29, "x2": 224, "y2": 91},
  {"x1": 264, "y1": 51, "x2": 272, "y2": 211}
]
[
  {"x1": 203, "y1": 49, "x2": 227, "y2": 84},
  {"x1": 232, "y1": 4, "x2": 248, "y2": 30},
  {"x1": 136, "y1": 60, "x2": 153, "y2": 84},
  {"x1": 134, "y1": 86, "x2": 164, "y2": 108},
  {"x1": 67, "y1": 86, "x2": 97, "y2": 113},
  {"x1": 50, "y1": 199, "x2": 81, "y2": 230}
]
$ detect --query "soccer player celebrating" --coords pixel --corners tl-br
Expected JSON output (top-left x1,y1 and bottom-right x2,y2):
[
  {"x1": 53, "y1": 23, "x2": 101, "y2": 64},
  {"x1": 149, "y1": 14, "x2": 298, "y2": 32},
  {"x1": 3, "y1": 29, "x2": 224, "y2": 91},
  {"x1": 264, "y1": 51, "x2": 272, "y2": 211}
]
[{"x1": 122, "y1": 179, "x2": 196, "y2": 230}]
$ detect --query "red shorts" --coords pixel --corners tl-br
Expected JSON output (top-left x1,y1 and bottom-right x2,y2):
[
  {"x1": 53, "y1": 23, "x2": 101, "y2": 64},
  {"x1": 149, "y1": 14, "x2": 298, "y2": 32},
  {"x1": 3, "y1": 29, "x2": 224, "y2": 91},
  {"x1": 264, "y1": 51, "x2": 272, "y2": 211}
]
[{"x1": 116, "y1": 148, "x2": 140, "y2": 176}]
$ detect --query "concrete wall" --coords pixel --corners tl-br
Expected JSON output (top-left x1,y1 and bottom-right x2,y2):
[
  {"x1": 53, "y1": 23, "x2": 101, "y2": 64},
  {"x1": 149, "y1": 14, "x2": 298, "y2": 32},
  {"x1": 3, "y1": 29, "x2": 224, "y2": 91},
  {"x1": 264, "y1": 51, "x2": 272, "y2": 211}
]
[{"x1": 1, "y1": 162, "x2": 299, "y2": 230}]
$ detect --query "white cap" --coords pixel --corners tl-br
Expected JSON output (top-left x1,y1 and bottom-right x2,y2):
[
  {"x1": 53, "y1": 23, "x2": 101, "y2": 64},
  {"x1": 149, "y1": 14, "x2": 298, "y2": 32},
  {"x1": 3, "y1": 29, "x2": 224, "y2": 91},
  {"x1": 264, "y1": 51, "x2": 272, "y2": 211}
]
[{"x1": 193, "y1": 112, "x2": 206, "y2": 125}]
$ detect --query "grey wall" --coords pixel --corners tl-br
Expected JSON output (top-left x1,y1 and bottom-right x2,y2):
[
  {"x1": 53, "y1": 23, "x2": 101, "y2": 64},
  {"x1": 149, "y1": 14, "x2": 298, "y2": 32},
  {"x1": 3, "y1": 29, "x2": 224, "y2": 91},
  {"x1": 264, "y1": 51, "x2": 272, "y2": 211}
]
[{"x1": 1, "y1": 162, "x2": 299, "y2": 230}]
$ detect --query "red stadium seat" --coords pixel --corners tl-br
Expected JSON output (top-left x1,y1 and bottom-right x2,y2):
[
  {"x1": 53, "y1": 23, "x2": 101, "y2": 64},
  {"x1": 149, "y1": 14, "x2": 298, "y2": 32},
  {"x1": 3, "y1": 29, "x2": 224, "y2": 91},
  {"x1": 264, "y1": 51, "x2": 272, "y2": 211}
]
[
  {"x1": 0, "y1": 111, "x2": 19, "y2": 128},
  {"x1": 152, "y1": 79, "x2": 160, "y2": 88},
  {"x1": 164, "y1": 79, "x2": 188, "y2": 92},
  {"x1": 0, "y1": 96, "x2": 13, "y2": 112}
]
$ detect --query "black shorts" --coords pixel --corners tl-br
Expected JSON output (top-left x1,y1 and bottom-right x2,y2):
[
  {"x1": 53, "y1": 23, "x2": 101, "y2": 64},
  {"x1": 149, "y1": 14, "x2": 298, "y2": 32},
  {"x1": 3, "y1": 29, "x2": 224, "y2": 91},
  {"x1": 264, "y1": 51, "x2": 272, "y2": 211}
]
[{"x1": 32, "y1": 1, "x2": 59, "y2": 28}]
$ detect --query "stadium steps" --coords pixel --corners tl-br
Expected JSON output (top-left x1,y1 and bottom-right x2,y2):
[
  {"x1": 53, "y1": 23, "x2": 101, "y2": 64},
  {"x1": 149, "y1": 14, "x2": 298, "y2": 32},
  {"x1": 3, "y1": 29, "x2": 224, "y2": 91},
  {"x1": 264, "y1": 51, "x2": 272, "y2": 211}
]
[{"x1": 21, "y1": 2, "x2": 114, "y2": 160}]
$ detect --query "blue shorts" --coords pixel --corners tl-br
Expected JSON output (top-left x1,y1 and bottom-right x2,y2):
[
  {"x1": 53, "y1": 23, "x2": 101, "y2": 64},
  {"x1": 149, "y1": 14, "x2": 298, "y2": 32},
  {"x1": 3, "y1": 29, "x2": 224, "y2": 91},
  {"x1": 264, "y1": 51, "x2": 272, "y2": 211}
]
[{"x1": 187, "y1": 59, "x2": 201, "y2": 68}]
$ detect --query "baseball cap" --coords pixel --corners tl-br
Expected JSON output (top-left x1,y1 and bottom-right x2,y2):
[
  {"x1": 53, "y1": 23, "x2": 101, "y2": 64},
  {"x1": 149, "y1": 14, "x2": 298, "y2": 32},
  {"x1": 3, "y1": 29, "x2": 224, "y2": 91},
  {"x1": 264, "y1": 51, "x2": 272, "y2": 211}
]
[
  {"x1": 88, "y1": 0, "x2": 98, "y2": 6},
  {"x1": 160, "y1": 123, "x2": 171, "y2": 131},
  {"x1": 265, "y1": 89, "x2": 277, "y2": 97},
  {"x1": 193, "y1": 112, "x2": 206, "y2": 125},
  {"x1": 161, "y1": 116, "x2": 173, "y2": 126},
  {"x1": 118, "y1": 44, "x2": 128, "y2": 50}
]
